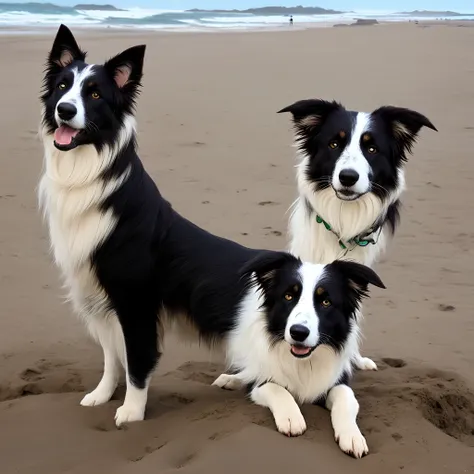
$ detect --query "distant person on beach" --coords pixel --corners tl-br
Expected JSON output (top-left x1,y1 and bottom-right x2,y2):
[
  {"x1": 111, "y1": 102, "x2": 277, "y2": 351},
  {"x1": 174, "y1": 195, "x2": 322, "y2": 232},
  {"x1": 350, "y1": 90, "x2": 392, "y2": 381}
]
[{"x1": 289, "y1": 15, "x2": 293, "y2": 26}]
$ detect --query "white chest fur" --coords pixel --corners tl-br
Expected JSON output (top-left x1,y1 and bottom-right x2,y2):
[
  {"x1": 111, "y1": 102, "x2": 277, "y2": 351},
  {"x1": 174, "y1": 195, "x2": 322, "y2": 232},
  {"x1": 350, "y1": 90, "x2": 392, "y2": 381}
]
[
  {"x1": 38, "y1": 131, "x2": 129, "y2": 318},
  {"x1": 288, "y1": 196, "x2": 388, "y2": 267},
  {"x1": 288, "y1": 157, "x2": 404, "y2": 267}
]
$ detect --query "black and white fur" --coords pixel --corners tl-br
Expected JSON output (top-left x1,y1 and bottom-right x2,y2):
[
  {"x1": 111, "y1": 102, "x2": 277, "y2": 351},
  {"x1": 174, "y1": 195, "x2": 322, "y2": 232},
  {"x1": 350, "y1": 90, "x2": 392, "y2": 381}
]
[
  {"x1": 39, "y1": 25, "x2": 275, "y2": 426},
  {"x1": 213, "y1": 252, "x2": 385, "y2": 458},
  {"x1": 38, "y1": 25, "x2": 385, "y2": 457},
  {"x1": 277, "y1": 99, "x2": 437, "y2": 370}
]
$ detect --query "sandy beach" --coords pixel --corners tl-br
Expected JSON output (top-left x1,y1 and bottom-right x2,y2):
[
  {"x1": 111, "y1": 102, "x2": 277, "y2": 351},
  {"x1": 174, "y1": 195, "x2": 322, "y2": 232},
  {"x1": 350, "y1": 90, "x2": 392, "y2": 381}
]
[{"x1": 0, "y1": 22, "x2": 473, "y2": 473}]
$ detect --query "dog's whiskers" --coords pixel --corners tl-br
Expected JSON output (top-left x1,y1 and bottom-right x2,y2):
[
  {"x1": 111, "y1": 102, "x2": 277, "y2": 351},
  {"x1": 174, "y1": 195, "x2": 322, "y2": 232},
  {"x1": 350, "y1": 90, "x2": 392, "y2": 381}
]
[
  {"x1": 85, "y1": 120, "x2": 100, "y2": 134},
  {"x1": 319, "y1": 332, "x2": 338, "y2": 347},
  {"x1": 371, "y1": 182, "x2": 390, "y2": 197}
]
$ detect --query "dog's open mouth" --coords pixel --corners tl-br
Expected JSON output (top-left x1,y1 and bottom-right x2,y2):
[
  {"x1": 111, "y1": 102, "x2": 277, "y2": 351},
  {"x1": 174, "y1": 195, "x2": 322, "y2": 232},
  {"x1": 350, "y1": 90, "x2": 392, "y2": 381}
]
[
  {"x1": 290, "y1": 344, "x2": 315, "y2": 359},
  {"x1": 54, "y1": 125, "x2": 81, "y2": 151}
]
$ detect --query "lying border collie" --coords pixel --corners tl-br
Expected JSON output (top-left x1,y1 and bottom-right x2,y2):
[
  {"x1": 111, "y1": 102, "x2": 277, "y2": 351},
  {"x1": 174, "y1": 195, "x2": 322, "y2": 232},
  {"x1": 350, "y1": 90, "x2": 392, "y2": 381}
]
[
  {"x1": 277, "y1": 99, "x2": 437, "y2": 370},
  {"x1": 39, "y1": 25, "x2": 385, "y2": 457}
]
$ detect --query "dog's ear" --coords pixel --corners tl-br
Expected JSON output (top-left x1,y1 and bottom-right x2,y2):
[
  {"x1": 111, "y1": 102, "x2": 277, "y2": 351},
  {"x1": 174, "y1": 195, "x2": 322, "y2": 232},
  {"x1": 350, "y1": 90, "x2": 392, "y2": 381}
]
[
  {"x1": 240, "y1": 251, "x2": 300, "y2": 294},
  {"x1": 372, "y1": 106, "x2": 437, "y2": 155},
  {"x1": 48, "y1": 24, "x2": 86, "y2": 68},
  {"x1": 104, "y1": 45, "x2": 146, "y2": 94},
  {"x1": 328, "y1": 260, "x2": 385, "y2": 299},
  {"x1": 277, "y1": 99, "x2": 342, "y2": 131}
]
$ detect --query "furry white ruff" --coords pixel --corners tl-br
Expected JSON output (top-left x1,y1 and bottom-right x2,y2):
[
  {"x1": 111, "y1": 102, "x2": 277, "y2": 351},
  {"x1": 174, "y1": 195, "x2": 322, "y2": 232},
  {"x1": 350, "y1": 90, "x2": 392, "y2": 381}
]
[
  {"x1": 38, "y1": 114, "x2": 135, "y2": 276},
  {"x1": 289, "y1": 151, "x2": 405, "y2": 267}
]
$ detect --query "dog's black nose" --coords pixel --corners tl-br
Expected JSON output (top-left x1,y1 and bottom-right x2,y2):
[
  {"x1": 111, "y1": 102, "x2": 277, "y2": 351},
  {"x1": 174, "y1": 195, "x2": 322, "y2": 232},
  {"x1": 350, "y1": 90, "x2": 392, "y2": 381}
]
[
  {"x1": 57, "y1": 102, "x2": 77, "y2": 121},
  {"x1": 289, "y1": 324, "x2": 310, "y2": 342},
  {"x1": 339, "y1": 169, "x2": 359, "y2": 187}
]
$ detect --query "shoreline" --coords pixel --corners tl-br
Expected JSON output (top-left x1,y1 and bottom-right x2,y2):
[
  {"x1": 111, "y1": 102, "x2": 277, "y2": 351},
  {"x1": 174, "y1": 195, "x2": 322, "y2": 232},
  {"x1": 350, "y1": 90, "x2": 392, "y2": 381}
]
[{"x1": 0, "y1": 19, "x2": 473, "y2": 36}]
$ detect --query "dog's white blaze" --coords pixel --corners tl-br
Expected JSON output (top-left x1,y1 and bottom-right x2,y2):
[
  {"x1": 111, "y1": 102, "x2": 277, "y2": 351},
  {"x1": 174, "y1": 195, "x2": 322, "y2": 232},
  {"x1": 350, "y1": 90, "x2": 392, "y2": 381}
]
[
  {"x1": 39, "y1": 114, "x2": 136, "y2": 410},
  {"x1": 283, "y1": 263, "x2": 325, "y2": 348},
  {"x1": 332, "y1": 112, "x2": 372, "y2": 196},
  {"x1": 226, "y1": 262, "x2": 356, "y2": 404},
  {"x1": 55, "y1": 65, "x2": 95, "y2": 130}
]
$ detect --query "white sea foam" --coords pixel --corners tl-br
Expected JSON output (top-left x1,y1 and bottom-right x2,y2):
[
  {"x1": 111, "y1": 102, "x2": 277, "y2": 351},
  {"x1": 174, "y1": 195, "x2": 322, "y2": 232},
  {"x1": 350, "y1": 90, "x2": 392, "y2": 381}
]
[{"x1": 0, "y1": 6, "x2": 472, "y2": 31}]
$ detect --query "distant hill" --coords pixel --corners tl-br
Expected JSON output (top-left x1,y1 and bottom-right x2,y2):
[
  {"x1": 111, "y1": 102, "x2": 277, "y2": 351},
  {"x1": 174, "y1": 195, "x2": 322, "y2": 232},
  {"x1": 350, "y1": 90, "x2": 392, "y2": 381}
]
[
  {"x1": 73, "y1": 3, "x2": 124, "y2": 11},
  {"x1": 0, "y1": 2, "x2": 75, "y2": 13},
  {"x1": 187, "y1": 6, "x2": 342, "y2": 15},
  {"x1": 398, "y1": 10, "x2": 474, "y2": 17}
]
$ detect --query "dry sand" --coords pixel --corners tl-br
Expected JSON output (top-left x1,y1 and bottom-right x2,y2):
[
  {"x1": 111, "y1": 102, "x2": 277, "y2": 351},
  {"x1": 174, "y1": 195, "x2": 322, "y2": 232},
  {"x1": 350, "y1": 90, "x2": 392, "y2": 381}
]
[{"x1": 0, "y1": 23, "x2": 473, "y2": 473}]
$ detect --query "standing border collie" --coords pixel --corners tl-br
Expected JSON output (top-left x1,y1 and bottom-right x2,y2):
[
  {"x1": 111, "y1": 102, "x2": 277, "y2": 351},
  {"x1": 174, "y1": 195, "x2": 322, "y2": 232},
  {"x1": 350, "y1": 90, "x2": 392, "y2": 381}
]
[
  {"x1": 39, "y1": 25, "x2": 385, "y2": 457},
  {"x1": 276, "y1": 99, "x2": 437, "y2": 370}
]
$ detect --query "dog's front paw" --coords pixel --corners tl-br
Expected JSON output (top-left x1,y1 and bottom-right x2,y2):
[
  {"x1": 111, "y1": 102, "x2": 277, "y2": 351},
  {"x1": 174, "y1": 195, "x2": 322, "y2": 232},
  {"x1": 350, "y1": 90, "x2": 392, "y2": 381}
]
[
  {"x1": 80, "y1": 387, "x2": 114, "y2": 407},
  {"x1": 212, "y1": 373, "x2": 243, "y2": 391},
  {"x1": 335, "y1": 425, "x2": 369, "y2": 458},
  {"x1": 354, "y1": 356, "x2": 378, "y2": 371},
  {"x1": 274, "y1": 405, "x2": 307, "y2": 437},
  {"x1": 114, "y1": 404, "x2": 145, "y2": 427}
]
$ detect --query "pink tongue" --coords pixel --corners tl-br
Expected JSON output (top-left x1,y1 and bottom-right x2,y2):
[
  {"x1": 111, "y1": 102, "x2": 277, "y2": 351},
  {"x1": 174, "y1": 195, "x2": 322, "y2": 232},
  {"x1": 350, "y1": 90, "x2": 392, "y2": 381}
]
[
  {"x1": 54, "y1": 125, "x2": 79, "y2": 145},
  {"x1": 291, "y1": 345, "x2": 311, "y2": 356}
]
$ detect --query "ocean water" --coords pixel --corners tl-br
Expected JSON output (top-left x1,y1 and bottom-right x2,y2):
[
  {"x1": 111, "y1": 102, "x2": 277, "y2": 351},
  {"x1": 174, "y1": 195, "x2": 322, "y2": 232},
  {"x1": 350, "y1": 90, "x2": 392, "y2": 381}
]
[{"x1": 0, "y1": 3, "x2": 472, "y2": 31}]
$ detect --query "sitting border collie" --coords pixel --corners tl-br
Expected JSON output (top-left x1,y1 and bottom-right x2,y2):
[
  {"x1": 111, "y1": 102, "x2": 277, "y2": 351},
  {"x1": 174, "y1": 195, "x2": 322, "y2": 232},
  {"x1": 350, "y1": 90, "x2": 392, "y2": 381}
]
[
  {"x1": 39, "y1": 25, "x2": 385, "y2": 457},
  {"x1": 277, "y1": 99, "x2": 437, "y2": 370}
]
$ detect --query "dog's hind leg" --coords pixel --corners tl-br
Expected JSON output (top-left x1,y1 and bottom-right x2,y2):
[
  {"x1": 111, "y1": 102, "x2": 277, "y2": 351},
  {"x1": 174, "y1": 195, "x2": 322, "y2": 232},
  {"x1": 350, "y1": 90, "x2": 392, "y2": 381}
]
[
  {"x1": 352, "y1": 308, "x2": 377, "y2": 371},
  {"x1": 212, "y1": 373, "x2": 244, "y2": 391},
  {"x1": 113, "y1": 303, "x2": 159, "y2": 427},
  {"x1": 353, "y1": 351, "x2": 377, "y2": 371},
  {"x1": 326, "y1": 384, "x2": 368, "y2": 459},
  {"x1": 81, "y1": 315, "x2": 123, "y2": 407}
]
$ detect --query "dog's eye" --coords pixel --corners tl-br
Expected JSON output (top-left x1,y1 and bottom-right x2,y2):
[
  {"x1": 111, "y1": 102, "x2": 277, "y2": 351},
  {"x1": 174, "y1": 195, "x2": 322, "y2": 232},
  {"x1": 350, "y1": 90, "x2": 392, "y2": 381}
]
[
  {"x1": 91, "y1": 91, "x2": 100, "y2": 100},
  {"x1": 284, "y1": 293, "x2": 294, "y2": 302},
  {"x1": 329, "y1": 141, "x2": 339, "y2": 150},
  {"x1": 321, "y1": 299, "x2": 331, "y2": 308},
  {"x1": 58, "y1": 82, "x2": 67, "y2": 90},
  {"x1": 368, "y1": 146, "x2": 377, "y2": 154}
]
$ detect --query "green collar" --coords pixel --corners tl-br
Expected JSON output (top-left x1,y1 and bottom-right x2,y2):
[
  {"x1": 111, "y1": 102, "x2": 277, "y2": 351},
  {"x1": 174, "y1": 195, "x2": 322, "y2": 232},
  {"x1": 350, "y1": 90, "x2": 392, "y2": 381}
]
[{"x1": 315, "y1": 215, "x2": 379, "y2": 250}]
